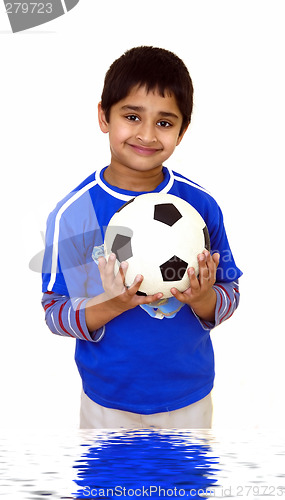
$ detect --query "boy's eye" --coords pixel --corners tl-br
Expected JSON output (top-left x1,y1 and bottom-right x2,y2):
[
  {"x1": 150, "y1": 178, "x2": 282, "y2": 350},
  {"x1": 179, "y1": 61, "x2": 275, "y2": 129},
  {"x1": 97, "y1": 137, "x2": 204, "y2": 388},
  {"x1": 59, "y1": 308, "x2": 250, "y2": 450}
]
[
  {"x1": 157, "y1": 120, "x2": 172, "y2": 128},
  {"x1": 126, "y1": 115, "x2": 139, "y2": 121}
]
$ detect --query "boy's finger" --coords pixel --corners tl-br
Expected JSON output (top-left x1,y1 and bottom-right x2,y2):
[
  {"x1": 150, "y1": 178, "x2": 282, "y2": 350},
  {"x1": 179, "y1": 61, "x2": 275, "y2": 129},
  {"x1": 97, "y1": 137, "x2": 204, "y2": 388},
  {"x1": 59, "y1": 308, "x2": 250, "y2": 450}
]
[
  {"x1": 197, "y1": 253, "x2": 211, "y2": 285},
  {"x1": 127, "y1": 274, "x2": 144, "y2": 295},
  {"x1": 116, "y1": 261, "x2": 128, "y2": 284},
  {"x1": 212, "y1": 252, "x2": 220, "y2": 268},
  {"x1": 143, "y1": 292, "x2": 164, "y2": 304},
  {"x1": 170, "y1": 288, "x2": 188, "y2": 303},
  {"x1": 188, "y1": 267, "x2": 200, "y2": 289},
  {"x1": 204, "y1": 252, "x2": 219, "y2": 285},
  {"x1": 105, "y1": 253, "x2": 117, "y2": 275},
  {"x1": 97, "y1": 256, "x2": 106, "y2": 271}
]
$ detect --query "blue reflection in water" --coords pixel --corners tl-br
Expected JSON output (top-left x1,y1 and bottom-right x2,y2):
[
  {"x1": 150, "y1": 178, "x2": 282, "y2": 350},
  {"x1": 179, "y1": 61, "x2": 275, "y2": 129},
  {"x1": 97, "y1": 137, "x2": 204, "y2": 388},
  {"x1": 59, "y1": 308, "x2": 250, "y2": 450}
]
[{"x1": 73, "y1": 430, "x2": 219, "y2": 499}]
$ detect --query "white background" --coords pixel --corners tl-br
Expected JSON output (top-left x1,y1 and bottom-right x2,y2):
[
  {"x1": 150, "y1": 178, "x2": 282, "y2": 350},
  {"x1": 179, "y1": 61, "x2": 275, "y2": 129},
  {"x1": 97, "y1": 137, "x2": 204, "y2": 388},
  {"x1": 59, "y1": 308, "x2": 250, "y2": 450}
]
[{"x1": 0, "y1": 0, "x2": 284, "y2": 430}]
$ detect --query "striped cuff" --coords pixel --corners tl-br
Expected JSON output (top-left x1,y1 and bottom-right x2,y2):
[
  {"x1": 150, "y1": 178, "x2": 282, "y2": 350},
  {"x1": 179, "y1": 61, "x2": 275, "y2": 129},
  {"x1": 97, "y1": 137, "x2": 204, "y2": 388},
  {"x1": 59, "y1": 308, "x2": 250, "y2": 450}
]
[
  {"x1": 42, "y1": 292, "x2": 105, "y2": 342},
  {"x1": 195, "y1": 280, "x2": 240, "y2": 331}
]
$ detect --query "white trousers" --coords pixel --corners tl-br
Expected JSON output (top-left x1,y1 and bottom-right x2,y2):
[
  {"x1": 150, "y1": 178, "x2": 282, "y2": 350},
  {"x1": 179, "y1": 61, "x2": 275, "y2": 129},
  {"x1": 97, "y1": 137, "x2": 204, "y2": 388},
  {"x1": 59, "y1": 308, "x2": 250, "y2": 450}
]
[{"x1": 80, "y1": 390, "x2": 213, "y2": 429}]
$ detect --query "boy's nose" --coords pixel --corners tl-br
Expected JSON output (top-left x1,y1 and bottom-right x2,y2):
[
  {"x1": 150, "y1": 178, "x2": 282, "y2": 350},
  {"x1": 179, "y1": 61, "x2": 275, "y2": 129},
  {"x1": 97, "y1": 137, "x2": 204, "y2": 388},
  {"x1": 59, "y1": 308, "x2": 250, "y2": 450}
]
[{"x1": 135, "y1": 122, "x2": 157, "y2": 144}]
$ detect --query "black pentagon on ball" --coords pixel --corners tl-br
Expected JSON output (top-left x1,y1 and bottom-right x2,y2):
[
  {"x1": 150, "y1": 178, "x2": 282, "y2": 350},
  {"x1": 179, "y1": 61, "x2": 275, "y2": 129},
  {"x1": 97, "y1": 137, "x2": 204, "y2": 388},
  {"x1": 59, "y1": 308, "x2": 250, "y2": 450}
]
[
  {"x1": 111, "y1": 234, "x2": 133, "y2": 262},
  {"x1": 116, "y1": 197, "x2": 135, "y2": 213},
  {"x1": 203, "y1": 225, "x2": 211, "y2": 251},
  {"x1": 154, "y1": 203, "x2": 182, "y2": 226},
  {"x1": 160, "y1": 255, "x2": 188, "y2": 282},
  {"x1": 136, "y1": 290, "x2": 147, "y2": 296}
]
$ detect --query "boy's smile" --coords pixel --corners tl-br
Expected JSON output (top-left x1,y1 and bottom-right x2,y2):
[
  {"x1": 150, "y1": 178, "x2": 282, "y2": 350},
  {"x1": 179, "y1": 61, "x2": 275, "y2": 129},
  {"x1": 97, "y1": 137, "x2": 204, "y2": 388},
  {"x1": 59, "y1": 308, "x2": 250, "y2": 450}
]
[
  {"x1": 127, "y1": 143, "x2": 162, "y2": 156},
  {"x1": 98, "y1": 86, "x2": 188, "y2": 191}
]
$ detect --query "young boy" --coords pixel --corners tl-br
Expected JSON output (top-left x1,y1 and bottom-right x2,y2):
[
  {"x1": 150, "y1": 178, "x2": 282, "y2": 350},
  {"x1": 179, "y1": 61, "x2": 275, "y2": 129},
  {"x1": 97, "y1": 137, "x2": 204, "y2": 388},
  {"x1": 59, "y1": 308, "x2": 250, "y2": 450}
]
[{"x1": 42, "y1": 46, "x2": 242, "y2": 429}]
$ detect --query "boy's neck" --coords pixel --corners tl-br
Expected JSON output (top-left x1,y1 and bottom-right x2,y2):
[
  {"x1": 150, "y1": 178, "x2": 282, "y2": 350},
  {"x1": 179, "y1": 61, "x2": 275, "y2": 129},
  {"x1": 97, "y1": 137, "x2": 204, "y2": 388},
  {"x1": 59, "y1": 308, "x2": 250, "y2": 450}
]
[{"x1": 103, "y1": 164, "x2": 165, "y2": 192}]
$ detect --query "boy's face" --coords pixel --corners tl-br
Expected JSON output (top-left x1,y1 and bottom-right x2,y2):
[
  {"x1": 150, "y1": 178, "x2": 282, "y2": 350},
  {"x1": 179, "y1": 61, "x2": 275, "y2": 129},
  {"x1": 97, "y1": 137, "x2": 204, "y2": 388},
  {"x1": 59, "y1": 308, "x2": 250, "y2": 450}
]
[{"x1": 98, "y1": 85, "x2": 187, "y2": 179}]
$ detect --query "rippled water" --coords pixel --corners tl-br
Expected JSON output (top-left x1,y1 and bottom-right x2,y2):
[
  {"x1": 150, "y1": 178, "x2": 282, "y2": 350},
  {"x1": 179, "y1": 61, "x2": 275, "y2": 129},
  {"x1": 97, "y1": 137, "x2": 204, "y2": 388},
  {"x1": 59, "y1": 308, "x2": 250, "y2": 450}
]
[{"x1": 0, "y1": 429, "x2": 284, "y2": 499}]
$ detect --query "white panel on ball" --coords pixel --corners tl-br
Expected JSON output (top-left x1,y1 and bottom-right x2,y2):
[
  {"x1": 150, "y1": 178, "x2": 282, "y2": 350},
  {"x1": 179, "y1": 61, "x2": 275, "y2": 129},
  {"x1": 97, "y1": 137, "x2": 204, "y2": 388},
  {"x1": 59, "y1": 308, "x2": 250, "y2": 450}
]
[{"x1": 104, "y1": 193, "x2": 210, "y2": 298}]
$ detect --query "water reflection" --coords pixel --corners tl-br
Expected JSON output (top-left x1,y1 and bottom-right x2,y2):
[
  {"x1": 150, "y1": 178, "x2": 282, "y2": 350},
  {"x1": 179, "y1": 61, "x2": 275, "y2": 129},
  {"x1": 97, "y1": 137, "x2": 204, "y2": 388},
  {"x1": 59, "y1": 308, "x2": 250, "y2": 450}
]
[
  {"x1": 1, "y1": 429, "x2": 284, "y2": 499},
  {"x1": 73, "y1": 429, "x2": 220, "y2": 498}
]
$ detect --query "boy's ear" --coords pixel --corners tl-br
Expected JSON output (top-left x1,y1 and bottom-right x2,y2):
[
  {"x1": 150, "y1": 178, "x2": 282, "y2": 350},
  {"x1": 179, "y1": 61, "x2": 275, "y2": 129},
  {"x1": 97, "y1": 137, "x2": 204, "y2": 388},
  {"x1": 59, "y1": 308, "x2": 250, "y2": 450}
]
[
  {"x1": 176, "y1": 124, "x2": 189, "y2": 146},
  {"x1": 98, "y1": 102, "x2": 109, "y2": 133}
]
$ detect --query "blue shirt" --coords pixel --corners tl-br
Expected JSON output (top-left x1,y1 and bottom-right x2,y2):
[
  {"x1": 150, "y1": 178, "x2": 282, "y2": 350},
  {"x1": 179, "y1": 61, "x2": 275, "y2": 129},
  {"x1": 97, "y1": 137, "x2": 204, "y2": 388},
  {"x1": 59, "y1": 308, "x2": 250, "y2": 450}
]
[{"x1": 42, "y1": 166, "x2": 242, "y2": 414}]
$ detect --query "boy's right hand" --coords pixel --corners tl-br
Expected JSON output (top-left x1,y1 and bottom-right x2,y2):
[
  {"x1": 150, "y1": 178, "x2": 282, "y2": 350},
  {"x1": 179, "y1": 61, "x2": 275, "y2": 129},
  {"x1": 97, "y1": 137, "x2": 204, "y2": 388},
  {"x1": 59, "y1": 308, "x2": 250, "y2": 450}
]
[
  {"x1": 98, "y1": 253, "x2": 163, "y2": 312},
  {"x1": 85, "y1": 253, "x2": 163, "y2": 332}
]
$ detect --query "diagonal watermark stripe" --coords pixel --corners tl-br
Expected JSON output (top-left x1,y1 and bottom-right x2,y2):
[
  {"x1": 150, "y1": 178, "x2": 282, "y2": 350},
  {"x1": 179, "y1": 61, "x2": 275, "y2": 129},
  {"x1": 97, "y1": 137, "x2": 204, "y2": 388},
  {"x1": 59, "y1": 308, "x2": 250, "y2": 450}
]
[{"x1": 3, "y1": 0, "x2": 80, "y2": 33}]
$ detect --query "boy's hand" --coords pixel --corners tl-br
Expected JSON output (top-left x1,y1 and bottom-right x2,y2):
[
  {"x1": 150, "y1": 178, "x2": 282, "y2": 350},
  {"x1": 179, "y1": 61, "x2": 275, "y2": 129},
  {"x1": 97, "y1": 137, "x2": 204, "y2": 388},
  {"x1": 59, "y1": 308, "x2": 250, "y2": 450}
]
[
  {"x1": 170, "y1": 250, "x2": 220, "y2": 322},
  {"x1": 98, "y1": 253, "x2": 163, "y2": 313}
]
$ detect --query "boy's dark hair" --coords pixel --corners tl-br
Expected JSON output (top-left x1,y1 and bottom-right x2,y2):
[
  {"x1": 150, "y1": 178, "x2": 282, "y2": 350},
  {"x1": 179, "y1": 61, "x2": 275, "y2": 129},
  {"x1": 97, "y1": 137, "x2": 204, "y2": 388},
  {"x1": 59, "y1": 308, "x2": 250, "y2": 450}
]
[{"x1": 101, "y1": 46, "x2": 194, "y2": 135}]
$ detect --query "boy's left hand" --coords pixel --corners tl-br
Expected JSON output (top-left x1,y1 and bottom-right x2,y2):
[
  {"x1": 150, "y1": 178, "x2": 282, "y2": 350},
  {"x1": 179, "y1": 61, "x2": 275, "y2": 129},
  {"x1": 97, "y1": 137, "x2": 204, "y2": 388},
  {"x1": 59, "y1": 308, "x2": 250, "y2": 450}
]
[{"x1": 170, "y1": 250, "x2": 220, "y2": 322}]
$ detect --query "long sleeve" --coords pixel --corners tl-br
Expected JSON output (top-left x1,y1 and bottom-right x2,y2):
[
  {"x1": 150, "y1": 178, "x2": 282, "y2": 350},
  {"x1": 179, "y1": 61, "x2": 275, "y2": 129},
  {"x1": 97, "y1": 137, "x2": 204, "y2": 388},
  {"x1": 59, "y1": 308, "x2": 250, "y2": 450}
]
[
  {"x1": 42, "y1": 292, "x2": 105, "y2": 342},
  {"x1": 196, "y1": 280, "x2": 240, "y2": 330}
]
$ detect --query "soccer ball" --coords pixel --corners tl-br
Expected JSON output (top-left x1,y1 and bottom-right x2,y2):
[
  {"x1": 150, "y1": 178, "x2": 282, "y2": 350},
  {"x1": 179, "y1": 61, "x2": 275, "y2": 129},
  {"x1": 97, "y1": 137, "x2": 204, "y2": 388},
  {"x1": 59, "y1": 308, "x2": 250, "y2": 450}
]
[{"x1": 104, "y1": 193, "x2": 210, "y2": 298}]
